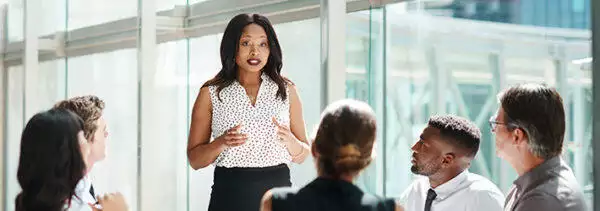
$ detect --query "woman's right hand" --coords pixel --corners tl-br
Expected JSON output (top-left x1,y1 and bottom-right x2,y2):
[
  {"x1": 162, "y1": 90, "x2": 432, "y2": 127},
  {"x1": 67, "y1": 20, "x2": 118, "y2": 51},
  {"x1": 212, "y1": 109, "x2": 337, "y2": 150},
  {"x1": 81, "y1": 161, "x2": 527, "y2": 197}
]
[
  {"x1": 90, "y1": 192, "x2": 128, "y2": 211},
  {"x1": 214, "y1": 124, "x2": 248, "y2": 149}
]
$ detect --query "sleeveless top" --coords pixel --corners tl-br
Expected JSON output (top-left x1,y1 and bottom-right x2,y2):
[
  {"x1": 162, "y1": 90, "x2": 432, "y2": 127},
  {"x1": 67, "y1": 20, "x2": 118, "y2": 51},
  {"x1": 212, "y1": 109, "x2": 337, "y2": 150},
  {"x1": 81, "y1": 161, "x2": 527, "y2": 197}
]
[
  {"x1": 271, "y1": 178, "x2": 396, "y2": 211},
  {"x1": 209, "y1": 73, "x2": 292, "y2": 168}
]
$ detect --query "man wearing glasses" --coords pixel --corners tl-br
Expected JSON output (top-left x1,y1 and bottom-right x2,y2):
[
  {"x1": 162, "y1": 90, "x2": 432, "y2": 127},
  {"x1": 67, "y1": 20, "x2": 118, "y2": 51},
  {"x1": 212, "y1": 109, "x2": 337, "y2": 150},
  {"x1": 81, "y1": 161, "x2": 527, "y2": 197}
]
[{"x1": 490, "y1": 83, "x2": 586, "y2": 211}]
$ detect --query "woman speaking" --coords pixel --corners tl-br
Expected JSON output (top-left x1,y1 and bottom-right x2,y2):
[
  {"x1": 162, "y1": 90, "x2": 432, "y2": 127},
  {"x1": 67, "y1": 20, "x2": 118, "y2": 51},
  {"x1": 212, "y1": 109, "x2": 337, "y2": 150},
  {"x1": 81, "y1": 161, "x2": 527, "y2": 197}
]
[{"x1": 187, "y1": 13, "x2": 310, "y2": 211}]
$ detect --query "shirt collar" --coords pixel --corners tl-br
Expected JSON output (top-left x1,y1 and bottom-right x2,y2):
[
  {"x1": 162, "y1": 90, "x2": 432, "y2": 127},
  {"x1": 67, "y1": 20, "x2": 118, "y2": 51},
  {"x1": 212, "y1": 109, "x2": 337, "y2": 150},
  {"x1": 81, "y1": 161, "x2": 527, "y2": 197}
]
[
  {"x1": 514, "y1": 156, "x2": 562, "y2": 189},
  {"x1": 260, "y1": 72, "x2": 270, "y2": 81},
  {"x1": 74, "y1": 176, "x2": 95, "y2": 203},
  {"x1": 428, "y1": 170, "x2": 469, "y2": 200}
]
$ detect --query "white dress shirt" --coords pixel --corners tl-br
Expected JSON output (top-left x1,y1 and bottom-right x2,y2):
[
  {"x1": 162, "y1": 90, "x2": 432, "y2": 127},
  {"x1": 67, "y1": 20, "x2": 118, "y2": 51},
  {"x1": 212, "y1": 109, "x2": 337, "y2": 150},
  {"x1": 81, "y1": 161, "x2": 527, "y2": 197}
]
[
  {"x1": 399, "y1": 170, "x2": 505, "y2": 211},
  {"x1": 66, "y1": 176, "x2": 96, "y2": 211}
]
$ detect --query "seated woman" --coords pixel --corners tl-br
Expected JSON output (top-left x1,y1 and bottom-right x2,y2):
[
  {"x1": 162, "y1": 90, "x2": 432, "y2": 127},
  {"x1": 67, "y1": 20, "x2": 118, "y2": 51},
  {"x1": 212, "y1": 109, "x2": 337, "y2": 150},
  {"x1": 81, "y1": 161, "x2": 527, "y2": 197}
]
[
  {"x1": 260, "y1": 99, "x2": 403, "y2": 211},
  {"x1": 15, "y1": 108, "x2": 127, "y2": 211}
]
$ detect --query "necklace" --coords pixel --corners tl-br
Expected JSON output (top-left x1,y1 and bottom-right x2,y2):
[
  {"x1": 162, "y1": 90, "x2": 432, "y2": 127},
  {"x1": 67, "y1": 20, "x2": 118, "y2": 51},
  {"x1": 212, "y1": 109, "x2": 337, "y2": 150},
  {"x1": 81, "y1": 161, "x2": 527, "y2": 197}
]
[
  {"x1": 241, "y1": 81, "x2": 260, "y2": 104},
  {"x1": 245, "y1": 87, "x2": 257, "y2": 103},
  {"x1": 248, "y1": 94, "x2": 256, "y2": 102}
]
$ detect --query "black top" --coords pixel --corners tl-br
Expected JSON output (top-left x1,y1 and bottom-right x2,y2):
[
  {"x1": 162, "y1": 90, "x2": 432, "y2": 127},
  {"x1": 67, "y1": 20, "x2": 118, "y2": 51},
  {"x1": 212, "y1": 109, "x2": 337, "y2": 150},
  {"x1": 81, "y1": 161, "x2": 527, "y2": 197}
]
[{"x1": 271, "y1": 177, "x2": 395, "y2": 211}]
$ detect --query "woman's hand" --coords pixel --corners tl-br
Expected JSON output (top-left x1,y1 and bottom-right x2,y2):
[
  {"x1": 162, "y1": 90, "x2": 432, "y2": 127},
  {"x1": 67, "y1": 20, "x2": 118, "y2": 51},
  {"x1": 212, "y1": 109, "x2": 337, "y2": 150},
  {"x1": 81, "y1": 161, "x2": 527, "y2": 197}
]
[
  {"x1": 273, "y1": 118, "x2": 296, "y2": 146},
  {"x1": 90, "y1": 192, "x2": 128, "y2": 211},
  {"x1": 214, "y1": 124, "x2": 248, "y2": 149}
]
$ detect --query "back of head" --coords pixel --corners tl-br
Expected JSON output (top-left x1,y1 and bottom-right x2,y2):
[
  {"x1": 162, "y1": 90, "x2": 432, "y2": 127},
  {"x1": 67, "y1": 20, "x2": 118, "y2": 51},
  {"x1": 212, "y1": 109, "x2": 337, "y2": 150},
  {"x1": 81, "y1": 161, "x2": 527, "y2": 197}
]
[
  {"x1": 313, "y1": 99, "x2": 377, "y2": 178},
  {"x1": 54, "y1": 95, "x2": 105, "y2": 140},
  {"x1": 498, "y1": 83, "x2": 565, "y2": 159},
  {"x1": 16, "y1": 108, "x2": 86, "y2": 211}
]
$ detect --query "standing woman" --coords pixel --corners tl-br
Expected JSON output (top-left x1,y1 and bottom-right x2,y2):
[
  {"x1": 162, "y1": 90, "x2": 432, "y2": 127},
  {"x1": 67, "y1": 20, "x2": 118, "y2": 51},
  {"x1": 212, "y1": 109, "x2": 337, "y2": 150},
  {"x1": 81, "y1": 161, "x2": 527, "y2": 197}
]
[{"x1": 187, "y1": 13, "x2": 310, "y2": 211}]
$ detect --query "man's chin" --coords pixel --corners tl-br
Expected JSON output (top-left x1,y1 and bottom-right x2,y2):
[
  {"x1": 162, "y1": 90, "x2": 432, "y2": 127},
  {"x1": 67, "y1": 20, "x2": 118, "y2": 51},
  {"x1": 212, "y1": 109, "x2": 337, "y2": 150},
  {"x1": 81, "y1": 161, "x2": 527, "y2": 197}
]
[{"x1": 410, "y1": 165, "x2": 420, "y2": 174}]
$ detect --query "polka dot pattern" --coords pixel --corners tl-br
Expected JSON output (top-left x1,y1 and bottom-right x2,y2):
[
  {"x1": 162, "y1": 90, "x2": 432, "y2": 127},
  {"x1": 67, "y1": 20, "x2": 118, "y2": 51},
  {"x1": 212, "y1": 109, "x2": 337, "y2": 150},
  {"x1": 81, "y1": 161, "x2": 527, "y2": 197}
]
[{"x1": 209, "y1": 73, "x2": 292, "y2": 168}]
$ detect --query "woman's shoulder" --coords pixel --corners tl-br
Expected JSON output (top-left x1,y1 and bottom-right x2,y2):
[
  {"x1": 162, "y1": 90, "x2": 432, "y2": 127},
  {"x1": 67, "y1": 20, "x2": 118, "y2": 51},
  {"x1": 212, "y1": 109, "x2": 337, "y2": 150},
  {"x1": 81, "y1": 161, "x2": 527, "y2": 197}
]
[{"x1": 281, "y1": 77, "x2": 295, "y2": 88}]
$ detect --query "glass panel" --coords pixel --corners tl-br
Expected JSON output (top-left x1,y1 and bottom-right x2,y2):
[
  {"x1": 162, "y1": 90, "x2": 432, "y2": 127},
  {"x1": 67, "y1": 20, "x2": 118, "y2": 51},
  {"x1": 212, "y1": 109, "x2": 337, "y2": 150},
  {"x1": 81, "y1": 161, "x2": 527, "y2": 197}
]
[
  {"x1": 384, "y1": 44, "x2": 431, "y2": 197},
  {"x1": 67, "y1": 49, "x2": 139, "y2": 210},
  {"x1": 40, "y1": 0, "x2": 66, "y2": 36},
  {"x1": 68, "y1": 0, "x2": 137, "y2": 30},
  {"x1": 346, "y1": 8, "x2": 386, "y2": 195},
  {"x1": 187, "y1": 34, "x2": 222, "y2": 211},
  {"x1": 376, "y1": 1, "x2": 592, "y2": 209},
  {"x1": 145, "y1": 41, "x2": 189, "y2": 210},
  {"x1": 275, "y1": 18, "x2": 321, "y2": 187},
  {"x1": 25, "y1": 60, "x2": 67, "y2": 118},
  {"x1": 566, "y1": 61, "x2": 593, "y2": 205},
  {"x1": 7, "y1": 0, "x2": 23, "y2": 41},
  {"x1": 5, "y1": 66, "x2": 23, "y2": 211}
]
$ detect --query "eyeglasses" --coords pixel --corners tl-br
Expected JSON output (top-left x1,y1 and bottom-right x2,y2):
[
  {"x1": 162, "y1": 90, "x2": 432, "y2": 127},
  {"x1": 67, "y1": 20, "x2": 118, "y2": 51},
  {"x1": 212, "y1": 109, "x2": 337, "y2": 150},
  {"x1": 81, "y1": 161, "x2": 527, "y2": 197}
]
[
  {"x1": 488, "y1": 116, "x2": 516, "y2": 131},
  {"x1": 488, "y1": 120, "x2": 509, "y2": 129}
]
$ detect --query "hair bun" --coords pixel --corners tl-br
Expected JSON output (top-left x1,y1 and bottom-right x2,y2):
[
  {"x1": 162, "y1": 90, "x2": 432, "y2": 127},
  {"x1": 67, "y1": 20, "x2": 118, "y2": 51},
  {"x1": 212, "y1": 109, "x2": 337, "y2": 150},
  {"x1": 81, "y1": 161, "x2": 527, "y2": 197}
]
[
  {"x1": 333, "y1": 144, "x2": 368, "y2": 176},
  {"x1": 338, "y1": 144, "x2": 361, "y2": 158}
]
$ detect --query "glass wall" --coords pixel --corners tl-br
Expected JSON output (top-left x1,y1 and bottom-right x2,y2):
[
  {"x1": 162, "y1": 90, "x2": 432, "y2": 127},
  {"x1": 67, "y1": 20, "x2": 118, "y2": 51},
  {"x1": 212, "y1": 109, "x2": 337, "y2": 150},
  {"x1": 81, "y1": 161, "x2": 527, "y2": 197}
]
[
  {"x1": 345, "y1": 0, "x2": 592, "y2": 208},
  {"x1": 3, "y1": 1, "x2": 326, "y2": 210},
  {"x1": 0, "y1": 0, "x2": 594, "y2": 210}
]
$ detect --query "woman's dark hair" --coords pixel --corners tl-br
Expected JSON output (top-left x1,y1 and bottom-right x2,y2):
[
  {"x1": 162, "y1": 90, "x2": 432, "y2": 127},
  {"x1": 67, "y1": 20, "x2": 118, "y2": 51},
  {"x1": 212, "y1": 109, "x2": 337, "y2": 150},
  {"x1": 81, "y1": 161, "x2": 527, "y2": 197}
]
[
  {"x1": 202, "y1": 13, "x2": 290, "y2": 101},
  {"x1": 313, "y1": 99, "x2": 377, "y2": 178},
  {"x1": 15, "y1": 108, "x2": 86, "y2": 211}
]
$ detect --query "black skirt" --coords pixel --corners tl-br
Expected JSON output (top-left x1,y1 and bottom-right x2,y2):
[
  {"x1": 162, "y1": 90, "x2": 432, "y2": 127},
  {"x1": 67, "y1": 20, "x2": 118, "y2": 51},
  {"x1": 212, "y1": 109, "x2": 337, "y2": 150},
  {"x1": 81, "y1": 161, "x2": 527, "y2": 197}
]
[{"x1": 208, "y1": 164, "x2": 291, "y2": 211}]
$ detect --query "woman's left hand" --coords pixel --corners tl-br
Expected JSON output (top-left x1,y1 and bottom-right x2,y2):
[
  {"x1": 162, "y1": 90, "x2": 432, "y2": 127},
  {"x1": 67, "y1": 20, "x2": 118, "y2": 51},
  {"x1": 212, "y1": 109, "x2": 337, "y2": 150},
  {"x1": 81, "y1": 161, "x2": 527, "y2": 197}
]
[{"x1": 273, "y1": 117, "x2": 295, "y2": 145}]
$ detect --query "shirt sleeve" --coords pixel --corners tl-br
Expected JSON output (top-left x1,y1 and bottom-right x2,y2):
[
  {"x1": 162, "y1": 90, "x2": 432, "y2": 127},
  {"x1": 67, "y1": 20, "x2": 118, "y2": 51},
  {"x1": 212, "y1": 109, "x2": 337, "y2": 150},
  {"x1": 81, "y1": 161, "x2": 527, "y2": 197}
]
[
  {"x1": 513, "y1": 192, "x2": 563, "y2": 211},
  {"x1": 466, "y1": 190, "x2": 505, "y2": 211}
]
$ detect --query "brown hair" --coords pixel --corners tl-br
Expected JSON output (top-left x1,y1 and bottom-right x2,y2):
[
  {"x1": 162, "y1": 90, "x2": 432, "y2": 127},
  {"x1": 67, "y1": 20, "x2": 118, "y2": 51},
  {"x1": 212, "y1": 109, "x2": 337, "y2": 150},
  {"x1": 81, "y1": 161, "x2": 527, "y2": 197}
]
[
  {"x1": 498, "y1": 83, "x2": 565, "y2": 159},
  {"x1": 54, "y1": 95, "x2": 105, "y2": 141},
  {"x1": 313, "y1": 99, "x2": 377, "y2": 178}
]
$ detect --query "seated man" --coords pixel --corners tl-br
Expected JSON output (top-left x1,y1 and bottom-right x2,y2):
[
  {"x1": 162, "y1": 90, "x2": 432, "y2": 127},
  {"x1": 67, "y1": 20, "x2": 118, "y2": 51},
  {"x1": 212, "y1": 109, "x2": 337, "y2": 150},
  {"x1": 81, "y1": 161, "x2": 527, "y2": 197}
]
[
  {"x1": 492, "y1": 84, "x2": 586, "y2": 211},
  {"x1": 399, "y1": 115, "x2": 504, "y2": 211},
  {"x1": 54, "y1": 95, "x2": 108, "y2": 204}
]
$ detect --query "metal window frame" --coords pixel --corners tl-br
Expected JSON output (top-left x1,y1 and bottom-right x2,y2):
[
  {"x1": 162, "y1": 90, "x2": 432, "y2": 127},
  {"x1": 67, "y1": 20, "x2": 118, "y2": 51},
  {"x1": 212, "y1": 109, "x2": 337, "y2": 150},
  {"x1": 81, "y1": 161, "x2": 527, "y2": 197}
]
[
  {"x1": 0, "y1": 5, "x2": 6, "y2": 211},
  {"x1": 1, "y1": 0, "x2": 390, "y2": 67},
  {"x1": 591, "y1": 0, "x2": 599, "y2": 209},
  {"x1": 321, "y1": 0, "x2": 347, "y2": 107}
]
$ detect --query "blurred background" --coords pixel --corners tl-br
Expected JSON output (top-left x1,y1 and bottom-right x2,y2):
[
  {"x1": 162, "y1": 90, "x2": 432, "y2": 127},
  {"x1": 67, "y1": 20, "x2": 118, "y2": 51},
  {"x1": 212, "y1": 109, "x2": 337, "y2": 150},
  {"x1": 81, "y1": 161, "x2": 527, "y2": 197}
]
[{"x1": 0, "y1": 0, "x2": 595, "y2": 210}]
